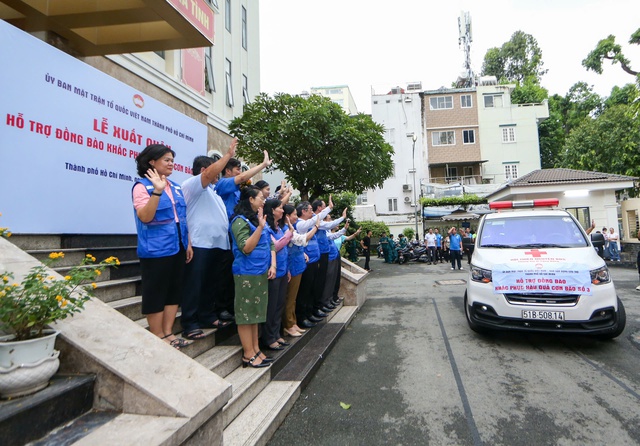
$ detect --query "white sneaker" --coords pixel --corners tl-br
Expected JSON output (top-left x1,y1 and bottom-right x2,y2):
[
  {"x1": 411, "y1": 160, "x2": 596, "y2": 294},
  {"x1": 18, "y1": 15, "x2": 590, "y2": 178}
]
[
  {"x1": 636, "y1": 285, "x2": 640, "y2": 291},
  {"x1": 451, "y1": 267, "x2": 455, "y2": 270}
]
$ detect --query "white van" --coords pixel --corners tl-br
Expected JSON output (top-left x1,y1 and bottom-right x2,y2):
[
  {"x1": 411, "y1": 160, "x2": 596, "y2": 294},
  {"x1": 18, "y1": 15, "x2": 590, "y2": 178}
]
[{"x1": 464, "y1": 199, "x2": 626, "y2": 339}]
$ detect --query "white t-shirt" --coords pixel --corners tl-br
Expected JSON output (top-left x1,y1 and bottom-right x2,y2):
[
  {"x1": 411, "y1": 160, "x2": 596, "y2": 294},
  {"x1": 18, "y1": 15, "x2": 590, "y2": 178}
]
[
  {"x1": 182, "y1": 175, "x2": 230, "y2": 250},
  {"x1": 425, "y1": 233, "x2": 436, "y2": 247}
]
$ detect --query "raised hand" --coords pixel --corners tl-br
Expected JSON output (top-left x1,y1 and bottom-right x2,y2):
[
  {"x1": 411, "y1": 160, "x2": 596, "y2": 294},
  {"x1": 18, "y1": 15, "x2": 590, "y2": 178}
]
[
  {"x1": 285, "y1": 216, "x2": 294, "y2": 231},
  {"x1": 145, "y1": 168, "x2": 166, "y2": 193},
  {"x1": 341, "y1": 208, "x2": 348, "y2": 218},
  {"x1": 228, "y1": 137, "x2": 238, "y2": 158},
  {"x1": 257, "y1": 207, "x2": 266, "y2": 228},
  {"x1": 328, "y1": 194, "x2": 334, "y2": 209},
  {"x1": 262, "y1": 150, "x2": 272, "y2": 167}
]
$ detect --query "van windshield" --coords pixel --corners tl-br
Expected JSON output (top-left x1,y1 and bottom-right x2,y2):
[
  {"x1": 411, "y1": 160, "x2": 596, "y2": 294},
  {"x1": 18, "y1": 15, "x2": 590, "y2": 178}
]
[{"x1": 478, "y1": 215, "x2": 589, "y2": 248}]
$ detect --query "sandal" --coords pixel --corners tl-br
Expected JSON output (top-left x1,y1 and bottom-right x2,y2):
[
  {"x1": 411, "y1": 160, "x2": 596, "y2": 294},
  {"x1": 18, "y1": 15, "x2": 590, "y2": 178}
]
[
  {"x1": 242, "y1": 354, "x2": 270, "y2": 368},
  {"x1": 183, "y1": 329, "x2": 207, "y2": 340},
  {"x1": 203, "y1": 319, "x2": 232, "y2": 329},
  {"x1": 162, "y1": 334, "x2": 189, "y2": 350}
]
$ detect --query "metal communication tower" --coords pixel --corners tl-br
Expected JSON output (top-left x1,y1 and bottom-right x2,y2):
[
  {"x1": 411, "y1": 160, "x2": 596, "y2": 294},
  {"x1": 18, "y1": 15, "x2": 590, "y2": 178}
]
[{"x1": 457, "y1": 11, "x2": 474, "y2": 88}]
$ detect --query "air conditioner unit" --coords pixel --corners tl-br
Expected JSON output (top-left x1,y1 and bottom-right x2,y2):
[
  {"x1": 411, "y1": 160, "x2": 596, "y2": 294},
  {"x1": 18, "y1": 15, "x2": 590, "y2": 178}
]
[
  {"x1": 403, "y1": 184, "x2": 412, "y2": 192},
  {"x1": 404, "y1": 196, "x2": 411, "y2": 203}
]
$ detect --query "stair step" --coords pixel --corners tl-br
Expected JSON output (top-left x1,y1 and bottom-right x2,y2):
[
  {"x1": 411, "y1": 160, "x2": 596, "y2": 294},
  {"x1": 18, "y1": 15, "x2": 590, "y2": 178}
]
[
  {"x1": 107, "y1": 295, "x2": 143, "y2": 321},
  {"x1": 93, "y1": 277, "x2": 140, "y2": 303},
  {"x1": 46, "y1": 413, "x2": 188, "y2": 445},
  {"x1": 223, "y1": 380, "x2": 300, "y2": 446},
  {"x1": 27, "y1": 246, "x2": 138, "y2": 267},
  {"x1": 29, "y1": 410, "x2": 119, "y2": 446},
  {"x1": 222, "y1": 366, "x2": 272, "y2": 428},
  {"x1": 195, "y1": 343, "x2": 243, "y2": 378},
  {"x1": 221, "y1": 305, "x2": 357, "y2": 445},
  {"x1": 0, "y1": 374, "x2": 95, "y2": 446}
]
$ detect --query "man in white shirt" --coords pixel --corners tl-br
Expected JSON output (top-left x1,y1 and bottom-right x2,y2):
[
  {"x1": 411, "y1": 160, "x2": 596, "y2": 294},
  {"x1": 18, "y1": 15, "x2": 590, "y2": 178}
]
[
  {"x1": 608, "y1": 227, "x2": 621, "y2": 261},
  {"x1": 424, "y1": 228, "x2": 437, "y2": 264},
  {"x1": 179, "y1": 140, "x2": 237, "y2": 340}
]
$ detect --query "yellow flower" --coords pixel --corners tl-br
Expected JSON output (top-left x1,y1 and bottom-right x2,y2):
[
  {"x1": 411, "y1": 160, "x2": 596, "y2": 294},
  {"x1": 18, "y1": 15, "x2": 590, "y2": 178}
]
[
  {"x1": 95, "y1": 270, "x2": 101, "y2": 276},
  {"x1": 86, "y1": 254, "x2": 96, "y2": 262},
  {"x1": 2, "y1": 276, "x2": 8, "y2": 283},
  {"x1": 64, "y1": 276, "x2": 71, "y2": 281},
  {"x1": 5, "y1": 232, "x2": 11, "y2": 237},
  {"x1": 61, "y1": 299, "x2": 68, "y2": 307},
  {"x1": 0, "y1": 291, "x2": 5, "y2": 297},
  {"x1": 56, "y1": 295, "x2": 63, "y2": 301},
  {"x1": 48, "y1": 252, "x2": 65, "y2": 259},
  {"x1": 12, "y1": 283, "x2": 19, "y2": 287},
  {"x1": 47, "y1": 276, "x2": 55, "y2": 280},
  {"x1": 91, "y1": 283, "x2": 97, "y2": 289}
]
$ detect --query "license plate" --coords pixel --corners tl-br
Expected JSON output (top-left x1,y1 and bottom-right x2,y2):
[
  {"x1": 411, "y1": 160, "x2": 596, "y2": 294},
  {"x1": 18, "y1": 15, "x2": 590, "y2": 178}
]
[{"x1": 521, "y1": 310, "x2": 565, "y2": 321}]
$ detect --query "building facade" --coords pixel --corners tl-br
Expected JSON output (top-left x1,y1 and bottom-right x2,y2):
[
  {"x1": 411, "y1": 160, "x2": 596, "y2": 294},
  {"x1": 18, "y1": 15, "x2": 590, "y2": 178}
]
[
  {"x1": 309, "y1": 85, "x2": 359, "y2": 115},
  {"x1": 1, "y1": 0, "x2": 259, "y2": 159},
  {"x1": 356, "y1": 79, "x2": 549, "y2": 236},
  {"x1": 353, "y1": 86, "x2": 424, "y2": 234}
]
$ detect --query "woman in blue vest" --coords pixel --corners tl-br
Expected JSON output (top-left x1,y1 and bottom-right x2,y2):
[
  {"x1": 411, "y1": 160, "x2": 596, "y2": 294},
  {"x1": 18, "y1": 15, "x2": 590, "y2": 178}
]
[
  {"x1": 261, "y1": 198, "x2": 293, "y2": 351},
  {"x1": 230, "y1": 186, "x2": 276, "y2": 368},
  {"x1": 133, "y1": 144, "x2": 192, "y2": 350}
]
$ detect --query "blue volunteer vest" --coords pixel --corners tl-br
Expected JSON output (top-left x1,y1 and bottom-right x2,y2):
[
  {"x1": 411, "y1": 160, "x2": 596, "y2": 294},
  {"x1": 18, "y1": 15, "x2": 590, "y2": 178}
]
[
  {"x1": 297, "y1": 221, "x2": 320, "y2": 264},
  {"x1": 133, "y1": 178, "x2": 189, "y2": 259},
  {"x1": 230, "y1": 215, "x2": 271, "y2": 275},
  {"x1": 328, "y1": 234, "x2": 340, "y2": 261},
  {"x1": 287, "y1": 239, "x2": 307, "y2": 277},
  {"x1": 266, "y1": 225, "x2": 288, "y2": 278},
  {"x1": 316, "y1": 228, "x2": 331, "y2": 254}
]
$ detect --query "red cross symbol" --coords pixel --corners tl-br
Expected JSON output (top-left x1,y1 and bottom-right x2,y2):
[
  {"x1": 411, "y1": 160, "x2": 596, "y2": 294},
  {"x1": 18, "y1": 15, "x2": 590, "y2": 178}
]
[{"x1": 524, "y1": 249, "x2": 547, "y2": 258}]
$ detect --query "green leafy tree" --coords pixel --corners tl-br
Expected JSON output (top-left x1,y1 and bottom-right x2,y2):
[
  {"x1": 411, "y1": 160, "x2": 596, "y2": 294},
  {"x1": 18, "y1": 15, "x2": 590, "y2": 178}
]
[
  {"x1": 481, "y1": 31, "x2": 548, "y2": 83},
  {"x1": 559, "y1": 104, "x2": 640, "y2": 187},
  {"x1": 582, "y1": 29, "x2": 640, "y2": 77},
  {"x1": 402, "y1": 227, "x2": 415, "y2": 241},
  {"x1": 538, "y1": 95, "x2": 566, "y2": 168},
  {"x1": 604, "y1": 83, "x2": 639, "y2": 109},
  {"x1": 229, "y1": 93, "x2": 394, "y2": 201},
  {"x1": 356, "y1": 220, "x2": 389, "y2": 238}
]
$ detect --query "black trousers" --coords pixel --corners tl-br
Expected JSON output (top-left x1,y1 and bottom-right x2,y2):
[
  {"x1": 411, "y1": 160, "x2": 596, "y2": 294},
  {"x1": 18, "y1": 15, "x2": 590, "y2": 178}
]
[
  {"x1": 313, "y1": 253, "x2": 329, "y2": 311},
  {"x1": 296, "y1": 260, "x2": 319, "y2": 323},
  {"x1": 363, "y1": 248, "x2": 370, "y2": 270},
  {"x1": 212, "y1": 249, "x2": 235, "y2": 316},
  {"x1": 262, "y1": 275, "x2": 288, "y2": 346}
]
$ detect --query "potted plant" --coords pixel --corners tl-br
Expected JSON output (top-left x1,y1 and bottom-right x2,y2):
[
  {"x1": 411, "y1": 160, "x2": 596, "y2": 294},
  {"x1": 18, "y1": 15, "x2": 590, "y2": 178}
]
[{"x1": 0, "y1": 244, "x2": 119, "y2": 398}]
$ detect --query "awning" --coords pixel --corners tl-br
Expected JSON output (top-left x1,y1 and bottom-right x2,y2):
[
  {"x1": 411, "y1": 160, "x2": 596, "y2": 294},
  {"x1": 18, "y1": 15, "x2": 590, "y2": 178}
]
[
  {"x1": 441, "y1": 211, "x2": 480, "y2": 221},
  {"x1": 0, "y1": 0, "x2": 215, "y2": 56}
]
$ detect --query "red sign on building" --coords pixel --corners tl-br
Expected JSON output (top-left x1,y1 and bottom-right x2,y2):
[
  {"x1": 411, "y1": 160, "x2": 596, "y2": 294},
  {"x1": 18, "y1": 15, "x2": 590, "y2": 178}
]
[{"x1": 166, "y1": 0, "x2": 215, "y2": 44}]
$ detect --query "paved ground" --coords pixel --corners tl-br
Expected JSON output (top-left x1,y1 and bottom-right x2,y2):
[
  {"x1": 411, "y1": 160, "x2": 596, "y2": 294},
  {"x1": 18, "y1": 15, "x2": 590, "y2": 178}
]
[{"x1": 269, "y1": 255, "x2": 640, "y2": 446}]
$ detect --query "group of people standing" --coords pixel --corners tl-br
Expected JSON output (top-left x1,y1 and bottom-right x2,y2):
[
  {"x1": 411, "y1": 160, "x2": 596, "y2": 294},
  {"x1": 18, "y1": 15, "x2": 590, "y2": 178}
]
[{"x1": 131, "y1": 139, "x2": 354, "y2": 368}]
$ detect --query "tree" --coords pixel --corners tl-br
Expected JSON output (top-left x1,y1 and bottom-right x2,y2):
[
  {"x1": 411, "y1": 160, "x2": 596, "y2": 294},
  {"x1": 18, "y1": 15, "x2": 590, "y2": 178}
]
[
  {"x1": 481, "y1": 31, "x2": 548, "y2": 83},
  {"x1": 559, "y1": 104, "x2": 640, "y2": 188},
  {"x1": 229, "y1": 93, "x2": 394, "y2": 201},
  {"x1": 582, "y1": 29, "x2": 640, "y2": 77}
]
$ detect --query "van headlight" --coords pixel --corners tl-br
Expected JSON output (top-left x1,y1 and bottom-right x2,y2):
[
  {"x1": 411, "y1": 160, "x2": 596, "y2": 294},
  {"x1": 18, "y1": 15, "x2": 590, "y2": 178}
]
[
  {"x1": 471, "y1": 265, "x2": 492, "y2": 283},
  {"x1": 590, "y1": 266, "x2": 610, "y2": 285}
]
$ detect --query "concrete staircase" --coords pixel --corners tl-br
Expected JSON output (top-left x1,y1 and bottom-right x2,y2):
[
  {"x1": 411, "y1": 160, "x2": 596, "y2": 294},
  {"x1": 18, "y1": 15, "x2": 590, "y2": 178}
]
[{"x1": 0, "y1": 234, "x2": 365, "y2": 445}]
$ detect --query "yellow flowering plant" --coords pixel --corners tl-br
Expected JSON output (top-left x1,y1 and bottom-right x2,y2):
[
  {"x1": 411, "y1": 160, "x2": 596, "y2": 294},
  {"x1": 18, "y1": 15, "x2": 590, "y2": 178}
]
[{"x1": 0, "y1": 252, "x2": 120, "y2": 341}]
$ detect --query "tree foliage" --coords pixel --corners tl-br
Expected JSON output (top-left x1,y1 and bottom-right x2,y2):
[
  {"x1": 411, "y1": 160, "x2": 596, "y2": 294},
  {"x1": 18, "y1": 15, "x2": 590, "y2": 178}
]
[
  {"x1": 228, "y1": 93, "x2": 394, "y2": 201},
  {"x1": 481, "y1": 31, "x2": 548, "y2": 83},
  {"x1": 582, "y1": 30, "x2": 639, "y2": 77},
  {"x1": 419, "y1": 195, "x2": 487, "y2": 207},
  {"x1": 559, "y1": 104, "x2": 640, "y2": 189},
  {"x1": 356, "y1": 220, "x2": 389, "y2": 238}
]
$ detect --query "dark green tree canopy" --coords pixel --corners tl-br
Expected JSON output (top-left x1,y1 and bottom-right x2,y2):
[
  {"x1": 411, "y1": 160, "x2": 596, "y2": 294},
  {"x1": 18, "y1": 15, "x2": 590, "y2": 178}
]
[
  {"x1": 559, "y1": 104, "x2": 640, "y2": 183},
  {"x1": 582, "y1": 30, "x2": 639, "y2": 76},
  {"x1": 481, "y1": 31, "x2": 548, "y2": 83},
  {"x1": 229, "y1": 93, "x2": 394, "y2": 201}
]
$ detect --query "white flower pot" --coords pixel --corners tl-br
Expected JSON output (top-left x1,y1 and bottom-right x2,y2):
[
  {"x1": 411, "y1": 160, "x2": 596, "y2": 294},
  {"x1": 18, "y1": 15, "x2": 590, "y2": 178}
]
[{"x1": 0, "y1": 330, "x2": 60, "y2": 398}]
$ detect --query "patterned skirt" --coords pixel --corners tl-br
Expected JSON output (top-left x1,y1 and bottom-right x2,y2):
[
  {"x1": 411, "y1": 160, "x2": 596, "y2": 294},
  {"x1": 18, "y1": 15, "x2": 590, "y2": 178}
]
[{"x1": 233, "y1": 273, "x2": 269, "y2": 325}]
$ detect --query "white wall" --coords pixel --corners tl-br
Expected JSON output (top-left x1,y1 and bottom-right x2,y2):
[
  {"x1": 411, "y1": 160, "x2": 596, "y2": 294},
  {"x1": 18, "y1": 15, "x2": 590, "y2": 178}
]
[
  {"x1": 367, "y1": 91, "x2": 424, "y2": 221},
  {"x1": 476, "y1": 84, "x2": 548, "y2": 184}
]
